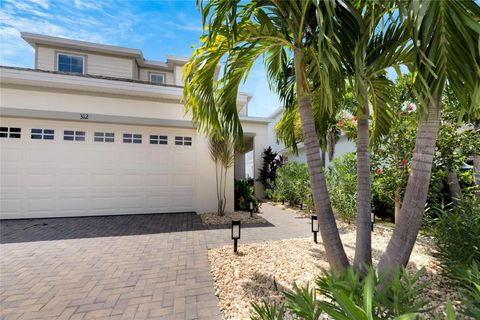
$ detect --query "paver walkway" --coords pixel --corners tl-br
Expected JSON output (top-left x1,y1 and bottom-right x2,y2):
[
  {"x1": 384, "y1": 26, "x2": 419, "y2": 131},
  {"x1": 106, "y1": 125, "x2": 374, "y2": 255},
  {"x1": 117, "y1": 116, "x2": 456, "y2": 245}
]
[{"x1": 0, "y1": 203, "x2": 327, "y2": 320}]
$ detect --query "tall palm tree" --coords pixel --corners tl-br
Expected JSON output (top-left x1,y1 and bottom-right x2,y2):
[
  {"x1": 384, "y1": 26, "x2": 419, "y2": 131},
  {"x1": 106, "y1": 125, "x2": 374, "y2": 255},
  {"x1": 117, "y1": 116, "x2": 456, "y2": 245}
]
[
  {"x1": 378, "y1": 0, "x2": 480, "y2": 272},
  {"x1": 332, "y1": 1, "x2": 411, "y2": 270},
  {"x1": 183, "y1": 0, "x2": 350, "y2": 270}
]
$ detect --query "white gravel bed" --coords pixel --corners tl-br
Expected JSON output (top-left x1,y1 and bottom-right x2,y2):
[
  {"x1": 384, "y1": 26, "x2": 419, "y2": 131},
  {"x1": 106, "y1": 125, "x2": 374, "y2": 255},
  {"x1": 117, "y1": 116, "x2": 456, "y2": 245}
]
[
  {"x1": 208, "y1": 227, "x2": 458, "y2": 319},
  {"x1": 200, "y1": 212, "x2": 268, "y2": 225}
]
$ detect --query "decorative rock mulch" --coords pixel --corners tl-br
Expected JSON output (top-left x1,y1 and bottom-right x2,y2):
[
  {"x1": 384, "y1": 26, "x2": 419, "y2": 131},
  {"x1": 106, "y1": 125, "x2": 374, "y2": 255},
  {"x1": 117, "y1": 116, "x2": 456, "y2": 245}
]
[
  {"x1": 208, "y1": 227, "x2": 458, "y2": 319},
  {"x1": 200, "y1": 212, "x2": 268, "y2": 225}
]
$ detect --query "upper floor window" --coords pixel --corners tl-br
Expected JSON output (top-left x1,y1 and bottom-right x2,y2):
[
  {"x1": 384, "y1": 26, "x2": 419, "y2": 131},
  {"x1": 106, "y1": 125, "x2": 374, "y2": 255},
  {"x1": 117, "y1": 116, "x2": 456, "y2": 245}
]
[
  {"x1": 57, "y1": 53, "x2": 85, "y2": 74},
  {"x1": 0, "y1": 127, "x2": 21, "y2": 139},
  {"x1": 64, "y1": 130, "x2": 86, "y2": 141},
  {"x1": 149, "y1": 73, "x2": 165, "y2": 84},
  {"x1": 31, "y1": 129, "x2": 54, "y2": 140}
]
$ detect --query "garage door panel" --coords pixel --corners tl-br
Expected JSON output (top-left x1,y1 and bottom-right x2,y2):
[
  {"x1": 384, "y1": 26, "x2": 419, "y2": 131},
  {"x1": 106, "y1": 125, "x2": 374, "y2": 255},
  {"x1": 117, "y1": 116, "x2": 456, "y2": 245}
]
[{"x1": 0, "y1": 120, "x2": 197, "y2": 218}]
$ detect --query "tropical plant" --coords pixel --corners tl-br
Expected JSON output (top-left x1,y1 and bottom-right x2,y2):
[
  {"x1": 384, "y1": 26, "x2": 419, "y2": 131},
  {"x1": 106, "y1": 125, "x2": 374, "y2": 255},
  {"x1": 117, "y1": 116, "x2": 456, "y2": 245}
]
[
  {"x1": 251, "y1": 266, "x2": 428, "y2": 320},
  {"x1": 234, "y1": 178, "x2": 259, "y2": 212},
  {"x1": 257, "y1": 147, "x2": 283, "y2": 197},
  {"x1": 273, "y1": 162, "x2": 310, "y2": 208},
  {"x1": 183, "y1": 0, "x2": 349, "y2": 270},
  {"x1": 209, "y1": 136, "x2": 235, "y2": 215},
  {"x1": 379, "y1": 0, "x2": 480, "y2": 275},
  {"x1": 326, "y1": 153, "x2": 357, "y2": 223}
]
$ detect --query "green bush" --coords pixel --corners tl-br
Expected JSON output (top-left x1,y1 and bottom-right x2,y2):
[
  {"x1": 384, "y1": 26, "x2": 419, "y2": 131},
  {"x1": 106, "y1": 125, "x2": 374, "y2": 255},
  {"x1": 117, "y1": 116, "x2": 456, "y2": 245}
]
[
  {"x1": 326, "y1": 153, "x2": 357, "y2": 223},
  {"x1": 455, "y1": 261, "x2": 480, "y2": 318},
  {"x1": 251, "y1": 266, "x2": 429, "y2": 320},
  {"x1": 273, "y1": 162, "x2": 310, "y2": 208},
  {"x1": 431, "y1": 197, "x2": 480, "y2": 278},
  {"x1": 234, "y1": 178, "x2": 259, "y2": 212}
]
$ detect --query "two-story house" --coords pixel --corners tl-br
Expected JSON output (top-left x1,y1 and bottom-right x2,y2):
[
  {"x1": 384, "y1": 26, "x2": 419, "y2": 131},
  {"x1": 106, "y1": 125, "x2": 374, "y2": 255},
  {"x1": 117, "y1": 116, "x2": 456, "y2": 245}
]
[{"x1": 0, "y1": 33, "x2": 271, "y2": 219}]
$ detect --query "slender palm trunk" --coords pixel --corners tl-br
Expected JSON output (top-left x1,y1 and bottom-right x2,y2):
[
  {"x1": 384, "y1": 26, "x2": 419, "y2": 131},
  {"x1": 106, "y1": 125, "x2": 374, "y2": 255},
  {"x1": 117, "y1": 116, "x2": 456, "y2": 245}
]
[
  {"x1": 446, "y1": 170, "x2": 462, "y2": 205},
  {"x1": 474, "y1": 124, "x2": 480, "y2": 199},
  {"x1": 378, "y1": 99, "x2": 441, "y2": 272},
  {"x1": 294, "y1": 48, "x2": 349, "y2": 271},
  {"x1": 394, "y1": 187, "x2": 401, "y2": 223},
  {"x1": 354, "y1": 113, "x2": 372, "y2": 270}
]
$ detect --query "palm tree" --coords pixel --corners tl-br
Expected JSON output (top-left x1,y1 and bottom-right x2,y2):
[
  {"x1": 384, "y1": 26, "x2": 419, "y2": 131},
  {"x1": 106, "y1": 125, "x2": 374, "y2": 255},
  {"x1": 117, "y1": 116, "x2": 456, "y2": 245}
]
[
  {"x1": 330, "y1": 1, "x2": 411, "y2": 270},
  {"x1": 183, "y1": 0, "x2": 350, "y2": 270},
  {"x1": 378, "y1": 0, "x2": 480, "y2": 273}
]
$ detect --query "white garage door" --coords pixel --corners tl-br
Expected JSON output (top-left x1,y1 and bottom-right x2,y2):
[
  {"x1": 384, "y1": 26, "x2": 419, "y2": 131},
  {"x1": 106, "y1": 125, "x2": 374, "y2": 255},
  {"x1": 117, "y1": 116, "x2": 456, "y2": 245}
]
[{"x1": 0, "y1": 118, "x2": 197, "y2": 219}]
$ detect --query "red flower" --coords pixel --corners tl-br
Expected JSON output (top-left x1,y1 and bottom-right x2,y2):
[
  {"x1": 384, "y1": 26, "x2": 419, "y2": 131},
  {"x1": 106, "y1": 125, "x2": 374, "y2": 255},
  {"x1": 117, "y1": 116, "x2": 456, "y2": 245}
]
[
  {"x1": 337, "y1": 120, "x2": 345, "y2": 127},
  {"x1": 401, "y1": 159, "x2": 408, "y2": 166},
  {"x1": 375, "y1": 168, "x2": 383, "y2": 175},
  {"x1": 407, "y1": 104, "x2": 414, "y2": 111}
]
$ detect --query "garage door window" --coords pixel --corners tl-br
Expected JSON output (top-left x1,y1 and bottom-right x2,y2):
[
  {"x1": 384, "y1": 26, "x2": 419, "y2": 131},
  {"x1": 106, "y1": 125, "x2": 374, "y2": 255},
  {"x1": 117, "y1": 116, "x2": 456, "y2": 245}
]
[
  {"x1": 0, "y1": 127, "x2": 21, "y2": 139},
  {"x1": 64, "y1": 130, "x2": 86, "y2": 141},
  {"x1": 123, "y1": 133, "x2": 142, "y2": 144},
  {"x1": 94, "y1": 132, "x2": 115, "y2": 143},
  {"x1": 150, "y1": 135, "x2": 168, "y2": 145},
  {"x1": 31, "y1": 129, "x2": 54, "y2": 140},
  {"x1": 175, "y1": 136, "x2": 192, "y2": 146}
]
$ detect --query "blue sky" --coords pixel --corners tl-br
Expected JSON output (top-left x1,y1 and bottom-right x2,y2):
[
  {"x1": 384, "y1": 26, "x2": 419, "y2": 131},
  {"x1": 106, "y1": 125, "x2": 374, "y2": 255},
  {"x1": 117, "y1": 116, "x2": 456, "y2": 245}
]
[{"x1": 0, "y1": 0, "x2": 280, "y2": 117}]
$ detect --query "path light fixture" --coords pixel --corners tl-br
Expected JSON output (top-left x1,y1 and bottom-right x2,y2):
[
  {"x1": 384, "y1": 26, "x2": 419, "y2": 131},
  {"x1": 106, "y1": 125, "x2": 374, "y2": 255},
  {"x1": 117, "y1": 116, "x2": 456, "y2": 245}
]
[
  {"x1": 249, "y1": 201, "x2": 254, "y2": 217},
  {"x1": 371, "y1": 212, "x2": 375, "y2": 231},
  {"x1": 231, "y1": 220, "x2": 241, "y2": 253},
  {"x1": 311, "y1": 215, "x2": 319, "y2": 243}
]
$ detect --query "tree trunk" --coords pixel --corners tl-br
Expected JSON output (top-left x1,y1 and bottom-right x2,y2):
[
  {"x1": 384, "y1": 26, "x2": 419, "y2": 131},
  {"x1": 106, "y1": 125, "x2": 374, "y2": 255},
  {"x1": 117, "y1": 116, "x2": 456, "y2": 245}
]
[
  {"x1": 378, "y1": 99, "x2": 441, "y2": 273},
  {"x1": 474, "y1": 124, "x2": 480, "y2": 199},
  {"x1": 294, "y1": 48, "x2": 349, "y2": 271},
  {"x1": 394, "y1": 187, "x2": 401, "y2": 223},
  {"x1": 446, "y1": 170, "x2": 462, "y2": 206},
  {"x1": 353, "y1": 113, "x2": 372, "y2": 270}
]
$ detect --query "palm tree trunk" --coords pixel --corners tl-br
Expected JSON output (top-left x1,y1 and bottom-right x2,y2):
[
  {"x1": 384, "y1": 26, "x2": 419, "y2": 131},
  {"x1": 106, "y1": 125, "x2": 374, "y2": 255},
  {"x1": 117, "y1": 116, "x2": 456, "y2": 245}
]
[
  {"x1": 446, "y1": 170, "x2": 462, "y2": 205},
  {"x1": 474, "y1": 124, "x2": 480, "y2": 199},
  {"x1": 353, "y1": 114, "x2": 372, "y2": 270},
  {"x1": 378, "y1": 99, "x2": 441, "y2": 272},
  {"x1": 294, "y1": 48, "x2": 349, "y2": 271},
  {"x1": 394, "y1": 187, "x2": 401, "y2": 223}
]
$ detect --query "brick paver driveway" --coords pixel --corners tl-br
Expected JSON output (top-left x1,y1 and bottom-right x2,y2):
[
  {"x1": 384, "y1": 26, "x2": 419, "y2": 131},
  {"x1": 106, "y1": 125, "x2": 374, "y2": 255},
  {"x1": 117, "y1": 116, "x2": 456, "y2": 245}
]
[{"x1": 0, "y1": 204, "x2": 313, "y2": 320}]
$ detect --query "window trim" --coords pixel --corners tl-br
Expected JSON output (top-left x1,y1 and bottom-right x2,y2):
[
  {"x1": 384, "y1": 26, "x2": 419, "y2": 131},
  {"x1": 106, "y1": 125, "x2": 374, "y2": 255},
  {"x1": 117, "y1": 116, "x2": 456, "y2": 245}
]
[
  {"x1": 63, "y1": 130, "x2": 86, "y2": 142},
  {"x1": 149, "y1": 134, "x2": 168, "y2": 145},
  {"x1": 94, "y1": 132, "x2": 115, "y2": 143},
  {"x1": 174, "y1": 136, "x2": 192, "y2": 146},
  {"x1": 149, "y1": 72, "x2": 166, "y2": 85},
  {"x1": 123, "y1": 133, "x2": 142, "y2": 144},
  {"x1": 0, "y1": 127, "x2": 21, "y2": 139},
  {"x1": 31, "y1": 128, "x2": 55, "y2": 140},
  {"x1": 56, "y1": 51, "x2": 86, "y2": 74}
]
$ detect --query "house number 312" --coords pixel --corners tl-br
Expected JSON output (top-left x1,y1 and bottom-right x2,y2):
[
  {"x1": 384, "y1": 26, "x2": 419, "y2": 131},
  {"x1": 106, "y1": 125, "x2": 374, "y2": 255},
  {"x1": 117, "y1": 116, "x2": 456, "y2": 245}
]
[{"x1": 80, "y1": 113, "x2": 89, "y2": 120}]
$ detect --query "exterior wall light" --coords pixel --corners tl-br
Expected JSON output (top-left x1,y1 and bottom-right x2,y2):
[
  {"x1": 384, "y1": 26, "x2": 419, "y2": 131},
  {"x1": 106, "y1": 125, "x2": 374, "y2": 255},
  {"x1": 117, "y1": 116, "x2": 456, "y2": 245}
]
[
  {"x1": 311, "y1": 215, "x2": 319, "y2": 243},
  {"x1": 231, "y1": 220, "x2": 241, "y2": 253},
  {"x1": 249, "y1": 201, "x2": 254, "y2": 217}
]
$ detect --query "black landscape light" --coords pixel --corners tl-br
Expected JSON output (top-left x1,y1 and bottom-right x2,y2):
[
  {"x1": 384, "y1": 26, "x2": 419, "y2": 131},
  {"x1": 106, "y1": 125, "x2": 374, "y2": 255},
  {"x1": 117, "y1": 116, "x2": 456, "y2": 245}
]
[
  {"x1": 231, "y1": 220, "x2": 241, "y2": 253},
  {"x1": 249, "y1": 201, "x2": 254, "y2": 217},
  {"x1": 311, "y1": 215, "x2": 319, "y2": 243},
  {"x1": 371, "y1": 212, "x2": 375, "y2": 231}
]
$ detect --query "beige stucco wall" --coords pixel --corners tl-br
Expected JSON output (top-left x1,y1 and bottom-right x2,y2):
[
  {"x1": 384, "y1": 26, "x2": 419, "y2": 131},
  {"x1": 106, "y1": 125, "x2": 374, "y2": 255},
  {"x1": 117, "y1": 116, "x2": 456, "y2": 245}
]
[
  {"x1": 36, "y1": 46, "x2": 134, "y2": 79},
  {"x1": 0, "y1": 85, "x2": 236, "y2": 214},
  {"x1": 138, "y1": 68, "x2": 175, "y2": 85}
]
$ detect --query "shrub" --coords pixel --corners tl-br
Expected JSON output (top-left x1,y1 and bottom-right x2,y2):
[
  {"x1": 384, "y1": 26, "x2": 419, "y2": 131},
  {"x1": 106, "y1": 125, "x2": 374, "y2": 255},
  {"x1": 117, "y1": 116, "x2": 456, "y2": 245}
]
[
  {"x1": 326, "y1": 153, "x2": 357, "y2": 223},
  {"x1": 273, "y1": 162, "x2": 310, "y2": 208},
  {"x1": 455, "y1": 261, "x2": 480, "y2": 318},
  {"x1": 251, "y1": 266, "x2": 429, "y2": 320},
  {"x1": 234, "y1": 178, "x2": 259, "y2": 212},
  {"x1": 431, "y1": 197, "x2": 480, "y2": 278},
  {"x1": 257, "y1": 147, "x2": 284, "y2": 197}
]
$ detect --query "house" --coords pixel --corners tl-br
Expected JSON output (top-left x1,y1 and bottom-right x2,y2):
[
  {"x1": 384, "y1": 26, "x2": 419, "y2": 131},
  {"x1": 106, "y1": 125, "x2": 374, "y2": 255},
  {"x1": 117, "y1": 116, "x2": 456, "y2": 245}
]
[
  {"x1": 267, "y1": 107, "x2": 356, "y2": 167},
  {"x1": 0, "y1": 33, "x2": 271, "y2": 219}
]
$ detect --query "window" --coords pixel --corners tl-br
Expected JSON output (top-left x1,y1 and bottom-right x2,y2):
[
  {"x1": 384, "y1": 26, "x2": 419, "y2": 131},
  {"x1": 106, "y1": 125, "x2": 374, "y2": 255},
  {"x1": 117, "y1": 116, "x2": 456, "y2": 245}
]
[
  {"x1": 175, "y1": 136, "x2": 192, "y2": 146},
  {"x1": 123, "y1": 133, "x2": 142, "y2": 144},
  {"x1": 31, "y1": 129, "x2": 54, "y2": 140},
  {"x1": 57, "y1": 53, "x2": 84, "y2": 74},
  {"x1": 0, "y1": 127, "x2": 21, "y2": 139},
  {"x1": 94, "y1": 132, "x2": 115, "y2": 143},
  {"x1": 64, "y1": 130, "x2": 86, "y2": 141},
  {"x1": 149, "y1": 73, "x2": 165, "y2": 84},
  {"x1": 150, "y1": 135, "x2": 168, "y2": 145}
]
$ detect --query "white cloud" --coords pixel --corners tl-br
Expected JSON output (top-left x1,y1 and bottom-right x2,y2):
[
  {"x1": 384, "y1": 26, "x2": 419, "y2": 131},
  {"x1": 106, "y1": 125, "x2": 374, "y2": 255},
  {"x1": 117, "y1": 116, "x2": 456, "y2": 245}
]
[{"x1": 73, "y1": 0, "x2": 102, "y2": 10}]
